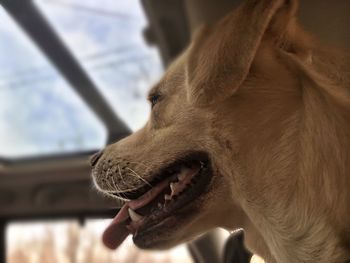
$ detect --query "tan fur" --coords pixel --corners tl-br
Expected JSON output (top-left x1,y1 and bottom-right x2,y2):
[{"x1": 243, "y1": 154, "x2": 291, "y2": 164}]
[{"x1": 92, "y1": 0, "x2": 350, "y2": 262}]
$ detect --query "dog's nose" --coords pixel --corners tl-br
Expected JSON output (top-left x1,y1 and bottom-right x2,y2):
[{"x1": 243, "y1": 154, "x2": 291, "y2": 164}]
[{"x1": 90, "y1": 150, "x2": 104, "y2": 167}]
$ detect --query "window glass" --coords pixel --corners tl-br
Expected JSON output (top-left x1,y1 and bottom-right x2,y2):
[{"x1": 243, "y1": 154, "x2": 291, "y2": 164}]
[
  {"x1": 34, "y1": 0, "x2": 163, "y2": 131},
  {"x1": 7, "y1": 220, "x2": 193, "y2": 263},
  {"x1": 0, "y1": 0, "x2": 163, "y2": 158},
  {"x1": 0, "y1": 7, "x2": 106, "y2": 158}
]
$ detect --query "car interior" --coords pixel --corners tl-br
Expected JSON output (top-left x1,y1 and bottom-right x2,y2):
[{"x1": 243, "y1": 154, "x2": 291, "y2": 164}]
[{"x1": 0, "y1": 0, "x2": 349, "y2": 262}]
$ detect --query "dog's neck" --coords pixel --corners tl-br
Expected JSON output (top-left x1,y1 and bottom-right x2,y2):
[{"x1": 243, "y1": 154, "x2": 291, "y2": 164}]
[
  {"x1": 268, "y1": 73, "x2": 349, "y2": 262},
  {"x1": 267, "y1": 89, "x2": 350, "y2": 262},
  {"x1": 222, "y1": 52, "x2": 350, "y2": 262}
]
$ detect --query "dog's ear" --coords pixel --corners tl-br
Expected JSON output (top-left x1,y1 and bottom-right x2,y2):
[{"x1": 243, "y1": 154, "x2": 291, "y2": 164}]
[{"x1": 186, "y1": 0, "x2": 299, "y2": 107}]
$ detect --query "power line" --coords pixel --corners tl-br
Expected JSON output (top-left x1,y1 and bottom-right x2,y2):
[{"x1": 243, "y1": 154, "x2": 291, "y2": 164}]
[
  {"x1": 0, "y1": 44, "x2": 142, "y2": 81},
  {"x1": 0, "y1": 54, "x2": 156, "y2": 90},
  {"x1": 82, "y1": 44, "x2": 141, "y2": 60},
  {"x1": 0, "y1": 65, "x2": 48, "y2": 80},
  {"x1": 44, "y1": 0, "x2": 138, "y2": 21},
  {"x1": 91, "y1": 54, "x2": 154, "y2": 70}
]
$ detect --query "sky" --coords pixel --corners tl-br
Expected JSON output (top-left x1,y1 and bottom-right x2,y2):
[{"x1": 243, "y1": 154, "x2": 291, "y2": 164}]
[{"x1": 0, "y1": 0, "x2": 163, "y2": 158}]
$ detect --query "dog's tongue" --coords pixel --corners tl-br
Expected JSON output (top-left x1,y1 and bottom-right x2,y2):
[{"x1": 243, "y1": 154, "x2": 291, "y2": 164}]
[
  {"x1": 102, "y1": 177, "x2": 176, "y2": 249},
  {"x1": 102, "y1": 204, "x2": 130, "y2": 249}
]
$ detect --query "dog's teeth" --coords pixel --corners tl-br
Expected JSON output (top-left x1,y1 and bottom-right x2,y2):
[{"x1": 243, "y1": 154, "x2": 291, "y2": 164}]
[
  {"x1": 128, "y1": 208, "x2": 143, "y2": 222},
  {"x1": 178, "y1": 173, "x2": 186, "y2": 181},
  {"x1": 164, "y1": 194, "x2": 172, "y2": 200},
  {"x1": 158, "y1": 202, "x2": 162, "y2": 209},
  {"x1": 170, "y1": 182, "x2": 176, "y2": 194}
]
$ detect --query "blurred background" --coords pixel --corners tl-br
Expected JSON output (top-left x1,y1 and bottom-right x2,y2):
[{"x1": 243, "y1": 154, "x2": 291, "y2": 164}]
[{"x1": 0, "y1": 0, "x2": 349, "y2": 262}]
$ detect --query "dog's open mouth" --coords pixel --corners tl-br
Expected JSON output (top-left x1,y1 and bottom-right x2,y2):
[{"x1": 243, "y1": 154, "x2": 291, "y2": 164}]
[{"x1": 102, "y1": 152, "x2": 213, "y2": 249}]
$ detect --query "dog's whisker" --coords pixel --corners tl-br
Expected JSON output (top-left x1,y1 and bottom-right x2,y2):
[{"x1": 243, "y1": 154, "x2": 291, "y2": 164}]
[
  {"x1": 126, "y1": 167, "x2": 152, "y2": 187},
  {"x1": 118, "y1": 164, "x2": 128, "y2": 185},
  {"x1": 113, "y1": 184, "x2": 129, "y2": 200},
  {"x1": 110, "y1": 175, "x2": 118, "y2": 193},
  {"x1": 100, "y1": 165, "x2": 151, "y2": 194},
  {"x1": 105, "y1": 168, "x2": 115, "y2": 191},
  {"x1": 126, "y1": 161, "x2": 153, "y2": 173},
  {"x1": 110, "y1": 168, "x2": 128, "y2": 197}
]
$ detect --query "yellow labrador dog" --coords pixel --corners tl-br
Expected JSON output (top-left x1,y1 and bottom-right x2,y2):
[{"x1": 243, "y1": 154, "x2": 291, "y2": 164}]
[{"x1": 91, "y1": 0, "x2": 350, "y2": 262}]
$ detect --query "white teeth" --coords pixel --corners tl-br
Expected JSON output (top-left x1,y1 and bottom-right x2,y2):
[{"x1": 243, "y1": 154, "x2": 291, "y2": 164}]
[
  {"x1": 178, "y1": 172, "x2": 186, "y2": 181},
  {"x1": 170, "y1": 182, "x2": 176, "y2": 194},
  {"x1": 128, "y1": 208, "x2": 143, "y2": 222},
  {"x1": 164, "y1": 194, "x2": 172, "y2": 200},
  {"x1": 158, "y1": 202, "x2": 162, "y2": 209}
]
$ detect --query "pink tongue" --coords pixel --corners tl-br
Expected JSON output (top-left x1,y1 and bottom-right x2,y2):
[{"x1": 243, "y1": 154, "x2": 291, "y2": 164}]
[
  {"x1": 102, "y1": 177, "x2": 176, "y2": 250},
  {"x1": 102, "y1": 205, "x2": 130, "y2": 249}
]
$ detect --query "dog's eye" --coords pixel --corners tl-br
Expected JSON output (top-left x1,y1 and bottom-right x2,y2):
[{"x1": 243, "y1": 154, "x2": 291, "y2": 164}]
[{"x1": 149, "y1": 93, "x2": 161, "y2": 108}]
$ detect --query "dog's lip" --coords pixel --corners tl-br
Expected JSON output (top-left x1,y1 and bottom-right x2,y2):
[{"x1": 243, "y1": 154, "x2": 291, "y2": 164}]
[
  {"x1": 102, "y1": 153, "x2": 213, "y2": 250},
  {"x1": 110, "y1": 151, "x2": 210, "y2": 201},
  {"x1": 135, "y1": 162, "x2": 211, "y2": 232},
  {"x1": 102, "y1": 176, "x2": 175, "y2": 249}
]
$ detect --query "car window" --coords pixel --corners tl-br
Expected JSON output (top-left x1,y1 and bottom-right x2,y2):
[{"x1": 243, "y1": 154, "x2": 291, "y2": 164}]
[
  {"x1": 0, "y1": 0, "x2": 163, "y2": 158},
  {"x1": 7, "y1": 220, "x2": 193, "y2": 263},
  {"x1": 0, "y1": 7, "x2": 105, "y2": 158},
  {"x1": 34, "y1": 0, "x2": 163, "y2": 131}
]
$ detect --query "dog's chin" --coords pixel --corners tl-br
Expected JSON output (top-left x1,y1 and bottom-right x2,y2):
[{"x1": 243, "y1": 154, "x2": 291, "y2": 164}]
[{"x1": 133, "y1": 206, "x2": 201, "y2": 249}]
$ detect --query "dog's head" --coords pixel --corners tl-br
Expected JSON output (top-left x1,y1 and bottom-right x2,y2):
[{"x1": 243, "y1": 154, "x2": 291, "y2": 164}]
[{"x1": 91, "y1": 0, "x2": 312, "y2": 252}]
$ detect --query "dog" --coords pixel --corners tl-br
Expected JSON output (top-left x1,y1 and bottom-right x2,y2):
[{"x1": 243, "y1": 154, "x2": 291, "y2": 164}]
[{"x1": 91, "y1": 0, "x2": 350, "y2": 262}]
